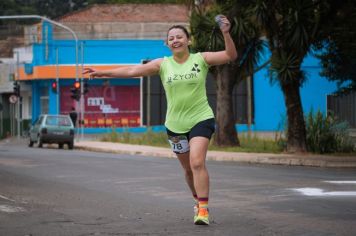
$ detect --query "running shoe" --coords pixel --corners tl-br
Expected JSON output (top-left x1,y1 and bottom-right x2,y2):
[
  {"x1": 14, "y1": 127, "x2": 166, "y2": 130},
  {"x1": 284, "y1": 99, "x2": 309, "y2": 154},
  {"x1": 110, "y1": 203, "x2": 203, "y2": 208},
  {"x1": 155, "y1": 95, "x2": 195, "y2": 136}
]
[{"x1": 194, "y1": 207, "x2": 209, "y2": 225}]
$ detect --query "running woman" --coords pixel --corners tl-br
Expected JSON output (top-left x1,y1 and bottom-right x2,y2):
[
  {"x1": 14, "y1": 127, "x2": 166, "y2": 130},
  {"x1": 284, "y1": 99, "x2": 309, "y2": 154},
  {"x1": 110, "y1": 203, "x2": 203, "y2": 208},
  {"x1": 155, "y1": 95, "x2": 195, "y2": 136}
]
[{"x1": 83, "y1": 15, "x2": 237, "y2": 225}]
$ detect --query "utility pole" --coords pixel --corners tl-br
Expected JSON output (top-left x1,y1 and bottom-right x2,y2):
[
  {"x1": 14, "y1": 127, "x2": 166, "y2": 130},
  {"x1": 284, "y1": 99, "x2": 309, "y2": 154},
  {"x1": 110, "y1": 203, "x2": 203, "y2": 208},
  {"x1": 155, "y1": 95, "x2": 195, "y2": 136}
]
[
  {"x1": 56, "y1": 47, "x2": 59, "y2": 114},
  {"x1": 16, "y1": 51, "x2": 21, "y2": 139},
  {"x1": 80, "y1": 41, "x2": 85, "y2": 140},
  {"x1": 246, "y1": 75, "x2": 252, "y2": 137}
]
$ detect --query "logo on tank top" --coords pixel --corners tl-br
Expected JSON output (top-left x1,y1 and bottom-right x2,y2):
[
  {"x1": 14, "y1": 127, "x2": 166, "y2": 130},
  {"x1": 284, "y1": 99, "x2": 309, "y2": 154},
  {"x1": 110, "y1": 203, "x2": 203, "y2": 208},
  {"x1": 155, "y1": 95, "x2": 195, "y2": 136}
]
[
  {"x1": 191, "y1": 63, "x2": 200, "y2": 73},
  {"x1": 167, "y1": 63, "x2": 201, "y2": 85}
]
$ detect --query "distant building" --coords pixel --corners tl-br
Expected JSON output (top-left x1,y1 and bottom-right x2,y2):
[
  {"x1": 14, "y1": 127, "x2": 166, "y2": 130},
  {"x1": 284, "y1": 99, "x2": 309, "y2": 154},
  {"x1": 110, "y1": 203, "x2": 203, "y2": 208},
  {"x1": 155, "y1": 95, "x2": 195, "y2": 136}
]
[
  {"x1": 24, "y1": 4, "x2": 190, "y2": 42},
  {"x1": 16, "y1": 4, "x2": 190, "y2": 133}
]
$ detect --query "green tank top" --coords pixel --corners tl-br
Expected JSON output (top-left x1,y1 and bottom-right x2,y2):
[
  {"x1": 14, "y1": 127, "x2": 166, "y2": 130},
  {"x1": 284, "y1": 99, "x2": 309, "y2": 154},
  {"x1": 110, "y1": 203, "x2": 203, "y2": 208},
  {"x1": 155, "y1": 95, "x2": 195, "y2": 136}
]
[{"x1": 159, "y1": 53, "x2": 214, "y2": 133}]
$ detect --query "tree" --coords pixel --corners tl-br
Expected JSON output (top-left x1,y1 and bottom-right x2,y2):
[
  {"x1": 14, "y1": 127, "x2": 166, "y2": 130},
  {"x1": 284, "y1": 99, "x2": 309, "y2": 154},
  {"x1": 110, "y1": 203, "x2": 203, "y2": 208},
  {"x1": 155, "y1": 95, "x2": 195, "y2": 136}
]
[
  {"x1": 249, "y1": 0, "x2": 355, "y2": 152},
  {"x1": 33, "y1": 0, "x2": 90, "y2": 19},
  {"x1": 0, "y1": 1, "x2": 185, "y2": 20},
  {"x1": 314, "y1": 1, "x2": 356, "y2": 93},
  {"x1": 0, "y1": 0, "x2": 37, "y2": 16},
  {"x1": 107, "y1": 0, "x2": 179, "y2": 3},
  {"x1": 189, "y1": 1, "x2": 265, "y2": 146}
]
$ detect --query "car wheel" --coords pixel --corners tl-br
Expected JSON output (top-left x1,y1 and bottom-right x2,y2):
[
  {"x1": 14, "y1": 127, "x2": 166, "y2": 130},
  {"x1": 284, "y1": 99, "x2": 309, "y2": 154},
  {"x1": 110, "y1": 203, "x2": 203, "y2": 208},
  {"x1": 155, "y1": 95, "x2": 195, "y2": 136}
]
[
  {"x1": 68, "y1": 141, "x2": 74, "y2": 150},
  {"x1": 58, "y1": 143, "x2": 64, "y2": 149},
  {"x1": 28, "y1": 139, "x2": 34, "y2": 147},
  {"x1": 38, "y1": 136, "x2": 43, "y2": 148}
]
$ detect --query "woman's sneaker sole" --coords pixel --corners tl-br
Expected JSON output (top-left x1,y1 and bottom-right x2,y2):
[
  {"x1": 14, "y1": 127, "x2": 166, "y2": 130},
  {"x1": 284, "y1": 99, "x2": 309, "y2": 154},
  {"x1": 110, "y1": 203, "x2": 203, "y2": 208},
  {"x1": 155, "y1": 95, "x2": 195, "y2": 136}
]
[{"x1": 194, "y1": 216, "x2": 209, "y2": 225}]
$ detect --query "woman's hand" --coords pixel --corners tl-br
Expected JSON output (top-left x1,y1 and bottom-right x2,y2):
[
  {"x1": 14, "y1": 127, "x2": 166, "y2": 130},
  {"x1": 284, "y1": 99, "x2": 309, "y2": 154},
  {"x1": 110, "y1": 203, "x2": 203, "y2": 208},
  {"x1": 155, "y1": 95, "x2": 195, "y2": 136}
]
[
  {"x1": 203, "y1": 15, "x2": 237, "y2": 66},
  {"x1": 216, "y1": 15, "x2": 231, "y2": 33},
  {"x1": 82, "y1": 67, "x2": 103, "y2": 79}
]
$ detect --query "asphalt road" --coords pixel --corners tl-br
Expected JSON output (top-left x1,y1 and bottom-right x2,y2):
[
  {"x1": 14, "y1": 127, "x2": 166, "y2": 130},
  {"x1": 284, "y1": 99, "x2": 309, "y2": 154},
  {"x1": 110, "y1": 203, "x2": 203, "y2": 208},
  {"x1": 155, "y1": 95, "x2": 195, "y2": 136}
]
[{"x1": 0, "y1": 142, "x2": 356, "y2": 236}]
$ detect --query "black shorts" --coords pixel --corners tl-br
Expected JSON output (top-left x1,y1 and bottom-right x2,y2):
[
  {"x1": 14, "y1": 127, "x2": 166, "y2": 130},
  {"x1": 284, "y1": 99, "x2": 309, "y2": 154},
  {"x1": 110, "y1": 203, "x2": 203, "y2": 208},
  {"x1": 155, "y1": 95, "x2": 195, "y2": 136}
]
[
  {"x1": 166, "y1": 118, "x2": 215, "y2": 154},
  {"x1": 166, "y1": 118, "x2": 216, "y2": 141}
]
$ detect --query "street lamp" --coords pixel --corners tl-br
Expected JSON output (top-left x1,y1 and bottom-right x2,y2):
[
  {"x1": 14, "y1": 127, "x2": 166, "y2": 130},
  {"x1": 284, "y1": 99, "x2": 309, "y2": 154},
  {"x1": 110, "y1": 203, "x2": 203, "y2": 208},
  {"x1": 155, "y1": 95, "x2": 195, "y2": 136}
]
[
  {"x1": 0, "y1": 15, "x2": 83, "y2": 139},
  {"x1": 0, "y1": 15, "x2": 79, "y2": 82}
]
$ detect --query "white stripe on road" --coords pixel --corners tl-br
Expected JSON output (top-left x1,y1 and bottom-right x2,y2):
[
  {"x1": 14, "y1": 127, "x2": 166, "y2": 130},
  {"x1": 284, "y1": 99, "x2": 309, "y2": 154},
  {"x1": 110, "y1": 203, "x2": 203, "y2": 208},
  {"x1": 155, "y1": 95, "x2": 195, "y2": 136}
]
[
  {"x1": 0, "y1": 205, "x2": 25, "y2": 213},
  {"x1": 324, "y1": 181, "x2": 356, "y2": 184},
  {"x1": 293, "y1": 188, "x2": 356, "y2": 197},
  {"x1": 0, "y1": 194, "x2": 15, "y2": 202}
]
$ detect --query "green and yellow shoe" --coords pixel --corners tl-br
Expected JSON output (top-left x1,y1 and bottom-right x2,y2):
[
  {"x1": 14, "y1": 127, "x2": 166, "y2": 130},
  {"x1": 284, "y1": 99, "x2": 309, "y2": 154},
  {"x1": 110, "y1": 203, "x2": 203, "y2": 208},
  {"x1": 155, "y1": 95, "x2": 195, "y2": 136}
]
[{"x1": 194, "y1": 207, "x2": 209, "y2": 225}]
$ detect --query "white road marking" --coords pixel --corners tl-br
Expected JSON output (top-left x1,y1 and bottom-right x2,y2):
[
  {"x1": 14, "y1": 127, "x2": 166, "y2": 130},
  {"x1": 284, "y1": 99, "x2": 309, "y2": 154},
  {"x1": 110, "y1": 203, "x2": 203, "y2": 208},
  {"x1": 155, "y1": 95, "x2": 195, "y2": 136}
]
[
  {"x1": 291, "y1": 180, "x2": 356, "y2": 197},
  {"x1": 324, "y1": 181, "x2": 356, "y2": 184},
  {"x1": 0, "y1": 194, "x2": 15, "y2": 202},
  {"x1": 293, "y1": 188, "x2": 356, "y2": 197},
  {"x1": 0, "y1": 205, "x2": 25, "y2": 213}
]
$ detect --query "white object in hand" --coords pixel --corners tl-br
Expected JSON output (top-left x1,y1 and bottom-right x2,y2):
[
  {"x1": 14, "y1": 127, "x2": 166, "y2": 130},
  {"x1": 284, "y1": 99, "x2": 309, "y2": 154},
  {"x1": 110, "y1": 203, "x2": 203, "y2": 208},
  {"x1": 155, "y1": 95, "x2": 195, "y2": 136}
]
[{"x1": 215, "y1": 15, "x2": 224, "y2": 27}]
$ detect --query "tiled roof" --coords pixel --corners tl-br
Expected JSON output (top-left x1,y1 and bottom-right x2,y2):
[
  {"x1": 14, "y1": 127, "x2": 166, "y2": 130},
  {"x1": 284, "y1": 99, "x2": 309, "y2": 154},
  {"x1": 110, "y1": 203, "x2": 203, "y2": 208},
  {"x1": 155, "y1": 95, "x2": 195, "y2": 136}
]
[{"x1": 56, "y1": 4, "x2": 189, "y2": 23}]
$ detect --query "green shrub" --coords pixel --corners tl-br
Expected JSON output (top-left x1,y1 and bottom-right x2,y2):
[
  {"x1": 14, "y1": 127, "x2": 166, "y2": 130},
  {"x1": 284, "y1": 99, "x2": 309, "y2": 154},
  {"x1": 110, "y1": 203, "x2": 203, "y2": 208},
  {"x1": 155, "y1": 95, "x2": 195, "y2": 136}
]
[{"x1": 305, "y1": 110, "x2": 355, "y2": 153}]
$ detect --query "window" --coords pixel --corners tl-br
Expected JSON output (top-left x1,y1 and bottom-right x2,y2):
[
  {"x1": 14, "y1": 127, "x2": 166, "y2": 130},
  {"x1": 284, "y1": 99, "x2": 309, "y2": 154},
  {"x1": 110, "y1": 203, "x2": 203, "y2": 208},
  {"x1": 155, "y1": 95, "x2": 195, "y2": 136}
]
[{"x1": 45, "y1": 116, "x2": 71, "y2": 127}]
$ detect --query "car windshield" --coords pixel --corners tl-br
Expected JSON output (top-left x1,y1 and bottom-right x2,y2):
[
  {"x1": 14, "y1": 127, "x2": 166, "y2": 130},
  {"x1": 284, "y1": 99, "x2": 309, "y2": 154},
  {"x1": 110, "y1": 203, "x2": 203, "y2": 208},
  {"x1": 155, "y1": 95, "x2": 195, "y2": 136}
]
[{"x1": 45, "y1": 116, "x2": 72, "y2": 127}]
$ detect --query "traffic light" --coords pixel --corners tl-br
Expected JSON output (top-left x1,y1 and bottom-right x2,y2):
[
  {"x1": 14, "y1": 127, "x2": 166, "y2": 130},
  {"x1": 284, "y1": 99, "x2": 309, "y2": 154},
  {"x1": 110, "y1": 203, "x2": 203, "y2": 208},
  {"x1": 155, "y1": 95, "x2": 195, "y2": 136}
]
[
  {"x1": 71, "y1": 81, "x2": 81, "y2": 101},
  {"x1": 83, "y1": 80, "x2": 89, "y2": 95},
  {"x1": 51, "y1": 81, "x2": 58, "y2": 93},
  {"x1": 13, "y1": 81, "x2": 20, "y2": 97}
]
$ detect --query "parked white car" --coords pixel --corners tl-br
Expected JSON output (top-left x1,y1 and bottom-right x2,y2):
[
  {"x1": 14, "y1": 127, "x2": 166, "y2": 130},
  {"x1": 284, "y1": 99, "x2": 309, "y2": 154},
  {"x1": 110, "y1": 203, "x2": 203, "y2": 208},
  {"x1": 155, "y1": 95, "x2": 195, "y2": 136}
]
[{"x1": 28, "y1": 114, "x2": 75, "y2": 149}]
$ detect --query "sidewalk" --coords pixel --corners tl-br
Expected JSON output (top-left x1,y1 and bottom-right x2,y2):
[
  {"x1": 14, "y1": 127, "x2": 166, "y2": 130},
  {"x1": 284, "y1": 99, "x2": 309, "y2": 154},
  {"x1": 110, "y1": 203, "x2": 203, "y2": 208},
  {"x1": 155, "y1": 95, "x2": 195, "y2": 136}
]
[{"x1": 75, "y1": 141, "x2": 356, "y2": 168}]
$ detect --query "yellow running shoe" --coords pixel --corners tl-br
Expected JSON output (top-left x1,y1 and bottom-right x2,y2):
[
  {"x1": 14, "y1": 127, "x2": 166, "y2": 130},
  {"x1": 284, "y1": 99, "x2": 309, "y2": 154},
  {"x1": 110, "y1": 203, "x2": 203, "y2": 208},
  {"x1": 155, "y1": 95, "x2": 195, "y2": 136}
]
[{"x1": 194, "y1": 207, "x2": 209, "y2": 225}]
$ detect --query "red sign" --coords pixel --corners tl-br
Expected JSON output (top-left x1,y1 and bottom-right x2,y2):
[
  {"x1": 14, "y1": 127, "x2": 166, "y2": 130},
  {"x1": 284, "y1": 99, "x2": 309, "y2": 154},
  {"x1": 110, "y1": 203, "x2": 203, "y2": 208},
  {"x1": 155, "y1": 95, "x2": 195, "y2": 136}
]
[{"x1": 60, "y1": 84, "x2": 140, "y2": 127}]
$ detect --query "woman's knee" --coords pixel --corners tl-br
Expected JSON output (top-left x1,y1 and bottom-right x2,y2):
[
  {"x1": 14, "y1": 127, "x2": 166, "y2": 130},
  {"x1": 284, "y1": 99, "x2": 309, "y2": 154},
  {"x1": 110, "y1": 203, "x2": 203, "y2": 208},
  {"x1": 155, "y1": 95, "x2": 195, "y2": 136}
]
[{"x1": 190, "y1": 157, "x2": 205, "y2": 171}]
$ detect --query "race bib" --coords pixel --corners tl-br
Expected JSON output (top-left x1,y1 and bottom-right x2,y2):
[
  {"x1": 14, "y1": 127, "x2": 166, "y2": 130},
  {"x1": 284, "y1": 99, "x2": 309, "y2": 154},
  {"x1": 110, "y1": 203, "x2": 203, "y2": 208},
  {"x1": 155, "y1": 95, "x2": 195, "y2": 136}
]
[{"x1": 168, "y1": 135, "x2": 190, "y2": 154}]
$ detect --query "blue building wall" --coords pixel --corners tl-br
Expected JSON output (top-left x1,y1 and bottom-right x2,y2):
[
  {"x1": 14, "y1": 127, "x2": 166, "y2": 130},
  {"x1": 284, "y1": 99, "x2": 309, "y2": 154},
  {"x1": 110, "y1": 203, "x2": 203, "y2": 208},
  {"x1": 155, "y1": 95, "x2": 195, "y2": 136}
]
[
  {"x1": 253, "y1": 53, "x2": 338, "y2": 132},
  {"x1": 29, "y1": 27, "x2": 171, "y2": 125},
  {"x1": 31, "y1": 39, "x2": 170, "y2": 66}
]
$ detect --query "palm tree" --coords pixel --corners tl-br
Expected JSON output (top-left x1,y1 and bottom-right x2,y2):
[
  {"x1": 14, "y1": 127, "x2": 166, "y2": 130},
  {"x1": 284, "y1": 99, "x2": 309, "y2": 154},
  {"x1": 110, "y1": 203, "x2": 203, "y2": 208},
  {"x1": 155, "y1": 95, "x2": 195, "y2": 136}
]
[
  {"x1": 189, "y1": 1, "x2": 265, "y2": 146},
  {"x1": 248, "y1": 0, "x2": 353, "y2": 152}
]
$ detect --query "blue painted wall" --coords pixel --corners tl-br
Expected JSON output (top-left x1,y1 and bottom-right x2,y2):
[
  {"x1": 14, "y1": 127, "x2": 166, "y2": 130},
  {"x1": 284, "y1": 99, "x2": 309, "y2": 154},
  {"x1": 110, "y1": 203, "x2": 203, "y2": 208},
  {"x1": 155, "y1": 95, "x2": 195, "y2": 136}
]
[
  {"x1": 31, "y1": 39, "x2": 170, "y2": 66},
  {"x1": 253, "y1": 53, "x2": 338, "y2": 131}
]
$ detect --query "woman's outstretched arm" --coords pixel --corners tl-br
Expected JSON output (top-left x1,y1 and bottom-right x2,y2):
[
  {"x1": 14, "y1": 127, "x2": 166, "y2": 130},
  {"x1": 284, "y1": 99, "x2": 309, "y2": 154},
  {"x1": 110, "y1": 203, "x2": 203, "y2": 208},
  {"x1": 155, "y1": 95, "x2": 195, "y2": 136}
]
[{"x1": 83, "y1": 58, "x2": 163, "y2": 78}]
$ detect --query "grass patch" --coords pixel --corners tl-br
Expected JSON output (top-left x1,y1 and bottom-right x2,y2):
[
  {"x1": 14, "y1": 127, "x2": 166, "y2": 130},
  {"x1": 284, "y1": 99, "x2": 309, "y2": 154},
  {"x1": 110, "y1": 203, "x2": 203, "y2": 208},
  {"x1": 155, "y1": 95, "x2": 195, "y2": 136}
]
[
  {"x1": 100, "y1": 129, "x2": 284, "y2": 153},
  {"x1": 209, "y1": 135, "x2": 284, "y2": 153},
  {"x1": 101, "y1": 129, "x2": 168, "y2": 147}
]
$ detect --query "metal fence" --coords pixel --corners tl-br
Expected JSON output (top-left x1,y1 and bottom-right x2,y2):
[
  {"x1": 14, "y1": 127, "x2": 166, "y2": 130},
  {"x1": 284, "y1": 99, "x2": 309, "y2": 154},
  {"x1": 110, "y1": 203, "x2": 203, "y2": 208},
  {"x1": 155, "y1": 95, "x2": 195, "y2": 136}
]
[
  {"x1": 327, "y1": 91, "x2": 356, "y2": 128},
  {"x1": 141, "y1": 74, "x2": 252, "y2": 126}
]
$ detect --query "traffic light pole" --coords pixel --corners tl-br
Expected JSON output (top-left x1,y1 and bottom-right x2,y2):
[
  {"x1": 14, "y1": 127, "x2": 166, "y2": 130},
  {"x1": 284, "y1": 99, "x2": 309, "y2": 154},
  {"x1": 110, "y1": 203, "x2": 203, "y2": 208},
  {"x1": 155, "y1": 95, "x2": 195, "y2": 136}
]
[
  {"x1": 80, "y1": 41, "x2": 85, "y2": 140},
  {"x1": 80, "y1": 79, "x2": 84, "y2": 140},
  {"x1": 56, "y1": 48, "x2": 59, "y2": 114},
  {"x1": 16, "y1": 51, "x2": 20, "y2": 139}
]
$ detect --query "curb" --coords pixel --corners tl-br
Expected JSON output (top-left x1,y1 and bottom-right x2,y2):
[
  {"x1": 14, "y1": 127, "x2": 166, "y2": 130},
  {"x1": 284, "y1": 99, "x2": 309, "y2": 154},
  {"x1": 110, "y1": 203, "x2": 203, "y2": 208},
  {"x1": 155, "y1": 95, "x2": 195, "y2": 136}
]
[{"x1": 75, "y1": 141, "x2": 356, "y2": 168}]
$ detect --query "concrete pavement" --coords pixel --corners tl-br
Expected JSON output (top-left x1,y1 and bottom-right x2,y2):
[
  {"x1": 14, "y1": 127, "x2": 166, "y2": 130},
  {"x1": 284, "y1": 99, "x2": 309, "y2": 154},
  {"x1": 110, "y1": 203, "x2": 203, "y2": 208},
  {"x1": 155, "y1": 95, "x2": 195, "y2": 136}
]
[{"x1": 75, "y1": 141, "x2": 356, "y2": 168}]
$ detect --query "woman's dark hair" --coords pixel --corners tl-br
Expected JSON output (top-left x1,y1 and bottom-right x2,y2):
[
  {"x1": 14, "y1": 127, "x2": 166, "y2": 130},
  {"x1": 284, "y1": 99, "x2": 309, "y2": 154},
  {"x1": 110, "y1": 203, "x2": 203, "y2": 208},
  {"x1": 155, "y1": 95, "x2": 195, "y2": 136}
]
[{"x1": 167, "y1": 25, "x2": 190, "y2": 39}]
